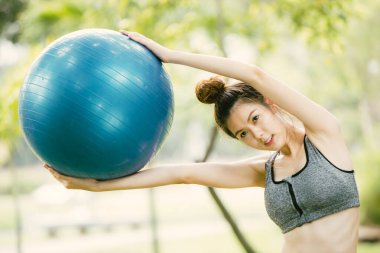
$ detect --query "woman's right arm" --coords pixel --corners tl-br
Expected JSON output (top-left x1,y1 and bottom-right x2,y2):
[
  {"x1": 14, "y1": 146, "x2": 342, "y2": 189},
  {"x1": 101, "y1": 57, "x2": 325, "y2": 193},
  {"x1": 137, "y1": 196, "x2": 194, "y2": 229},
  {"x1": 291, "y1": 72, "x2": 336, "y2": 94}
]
[{"x1": 44, "y1": 154, "x2": 268, "y2": 192}]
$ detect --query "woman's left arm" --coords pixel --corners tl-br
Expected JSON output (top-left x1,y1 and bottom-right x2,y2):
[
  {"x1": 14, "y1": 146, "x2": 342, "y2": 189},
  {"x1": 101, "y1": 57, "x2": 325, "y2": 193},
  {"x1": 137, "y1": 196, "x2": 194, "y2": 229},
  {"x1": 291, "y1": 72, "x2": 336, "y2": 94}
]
[
  {"x1": 171, "y1": 51, "x2": 339, "y2": 136},
  {"x1": 123, "y1": 31, "x2": 339, "y2": 136}
]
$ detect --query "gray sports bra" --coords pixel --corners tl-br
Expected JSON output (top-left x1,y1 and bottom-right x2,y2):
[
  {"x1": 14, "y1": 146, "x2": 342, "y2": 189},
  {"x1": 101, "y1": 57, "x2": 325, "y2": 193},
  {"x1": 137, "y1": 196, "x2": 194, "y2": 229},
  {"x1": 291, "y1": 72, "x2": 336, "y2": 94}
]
[{"x1": 264, "y1": 135, "x2": 360, "y2": 233}]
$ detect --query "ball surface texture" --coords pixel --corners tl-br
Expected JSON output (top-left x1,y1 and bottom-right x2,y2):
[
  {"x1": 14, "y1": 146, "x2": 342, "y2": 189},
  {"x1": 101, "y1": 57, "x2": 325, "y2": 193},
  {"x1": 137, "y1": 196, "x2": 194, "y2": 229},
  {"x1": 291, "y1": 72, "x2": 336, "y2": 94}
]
[{"x1": 19, "y1": 29, "x2": 174, "y2": 180}]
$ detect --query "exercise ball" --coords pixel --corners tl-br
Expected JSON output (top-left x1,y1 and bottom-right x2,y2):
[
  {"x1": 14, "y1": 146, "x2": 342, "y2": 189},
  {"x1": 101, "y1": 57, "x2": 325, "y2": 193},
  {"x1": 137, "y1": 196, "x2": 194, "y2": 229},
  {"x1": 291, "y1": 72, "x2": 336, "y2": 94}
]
[{"x1": 18, "y1": 28, "x2": 174, "y2": 180}]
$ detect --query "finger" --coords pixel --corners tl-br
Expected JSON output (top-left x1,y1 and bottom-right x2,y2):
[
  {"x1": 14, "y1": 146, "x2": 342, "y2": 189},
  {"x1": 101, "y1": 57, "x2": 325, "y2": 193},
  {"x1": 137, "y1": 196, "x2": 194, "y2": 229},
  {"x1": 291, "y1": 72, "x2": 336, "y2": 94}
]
[
  {"x1": 48, "y1": 168, "x2": 59, "y2": 177},
  {"x1": 120, "y1": 30, "x2": 129, "y2": 36},
  {"x1": 45, "y1": 166, "x2": 61, "y2": 178},
  {"x1": 44, "y1": 164, "x2": 53, "y2": 172},
  {"x1": 124, "y1": 31, "x2": 141, "y2": 39},
  {"x1": 44, "y1": 164, "x2": 55, "y2": 173},
  {"x1": 120, "y1": 30, "x2": 138, "y2": 38}
]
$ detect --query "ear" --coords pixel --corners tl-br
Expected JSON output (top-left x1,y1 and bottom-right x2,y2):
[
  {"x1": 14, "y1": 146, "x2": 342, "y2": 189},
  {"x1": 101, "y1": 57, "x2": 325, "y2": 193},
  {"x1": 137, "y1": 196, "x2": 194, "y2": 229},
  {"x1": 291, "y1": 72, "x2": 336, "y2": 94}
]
[{"x1": 264, "y1": 98, "x2": 278, "y2": 113}]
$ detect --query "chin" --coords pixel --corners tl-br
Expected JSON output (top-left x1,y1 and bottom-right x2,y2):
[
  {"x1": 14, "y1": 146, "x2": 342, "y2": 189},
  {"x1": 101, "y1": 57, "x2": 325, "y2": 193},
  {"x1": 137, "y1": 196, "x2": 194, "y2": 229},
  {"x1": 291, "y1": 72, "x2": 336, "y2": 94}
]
[
  {"x1": 271, "y1": 134, "x2": 285, "y2": 150},
  {"x1": 265, "y1": 146, "x2": 278, "y2": 152}
]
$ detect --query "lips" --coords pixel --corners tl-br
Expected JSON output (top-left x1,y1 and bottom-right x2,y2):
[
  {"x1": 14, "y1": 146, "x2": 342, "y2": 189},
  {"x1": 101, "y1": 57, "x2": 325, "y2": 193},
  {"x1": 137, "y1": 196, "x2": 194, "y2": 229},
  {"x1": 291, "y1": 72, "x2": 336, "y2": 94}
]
[{"x1": 264, "y1": 135, "x2": 273, "y2": 146}]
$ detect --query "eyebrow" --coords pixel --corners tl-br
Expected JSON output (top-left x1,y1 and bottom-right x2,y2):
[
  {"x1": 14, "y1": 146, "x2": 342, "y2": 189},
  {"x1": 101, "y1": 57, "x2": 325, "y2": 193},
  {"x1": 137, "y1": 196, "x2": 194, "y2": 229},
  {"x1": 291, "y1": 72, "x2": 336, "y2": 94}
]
[{"x1": 234, "y1": 109, "x2": 257, "y2": 138}]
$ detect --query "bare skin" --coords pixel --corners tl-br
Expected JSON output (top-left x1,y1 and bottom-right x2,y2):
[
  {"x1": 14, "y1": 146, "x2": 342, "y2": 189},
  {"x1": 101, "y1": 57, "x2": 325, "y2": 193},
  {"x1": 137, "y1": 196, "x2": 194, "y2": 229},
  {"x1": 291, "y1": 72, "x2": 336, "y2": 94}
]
[
  {"x1": 226, "y1": 102, "x2": 359, "y2": 253},
  {"x1": 44, "y1": 31, "x2": 359, "y2": 253}
]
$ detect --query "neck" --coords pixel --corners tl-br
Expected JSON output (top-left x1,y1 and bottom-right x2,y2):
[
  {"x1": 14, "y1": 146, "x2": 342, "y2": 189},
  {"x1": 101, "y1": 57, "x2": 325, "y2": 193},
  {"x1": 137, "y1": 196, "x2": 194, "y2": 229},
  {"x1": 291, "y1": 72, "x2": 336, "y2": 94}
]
[{"x1": 279, "y1": 124, "x2": 304, "y2": 157}]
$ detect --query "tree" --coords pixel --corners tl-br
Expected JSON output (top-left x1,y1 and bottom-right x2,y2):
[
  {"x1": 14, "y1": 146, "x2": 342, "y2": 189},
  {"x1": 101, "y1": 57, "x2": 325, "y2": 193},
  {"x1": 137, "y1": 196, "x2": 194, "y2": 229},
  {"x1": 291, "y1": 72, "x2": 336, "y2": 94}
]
[{"x1": 0, "y1": 0, "x2": 27, "y2": 41}]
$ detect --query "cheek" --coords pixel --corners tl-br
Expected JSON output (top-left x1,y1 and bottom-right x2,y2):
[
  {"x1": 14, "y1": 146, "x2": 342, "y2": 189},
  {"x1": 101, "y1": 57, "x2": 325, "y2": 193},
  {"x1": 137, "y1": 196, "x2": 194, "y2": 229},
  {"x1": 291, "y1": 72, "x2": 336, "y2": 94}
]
[
  {"x1": 258, "y1": 114, "x2": 273, "y2": 131},
  {"x1": 242, "y1": 141, "x2": 257, "y2": 149},
  {"x1": 243, "y1": 136, "x2": 262, "y2": 148},
  {"x1": 264, "y1": 114, "x2": 283, "y2": 131}
]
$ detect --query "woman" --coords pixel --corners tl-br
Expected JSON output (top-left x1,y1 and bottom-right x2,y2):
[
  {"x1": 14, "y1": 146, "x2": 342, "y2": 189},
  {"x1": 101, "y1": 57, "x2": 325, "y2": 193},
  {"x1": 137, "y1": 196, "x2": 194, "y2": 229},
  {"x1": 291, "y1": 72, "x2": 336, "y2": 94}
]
[{"x1": 45, "y1": 31, "x2": 360, "y2": 253}]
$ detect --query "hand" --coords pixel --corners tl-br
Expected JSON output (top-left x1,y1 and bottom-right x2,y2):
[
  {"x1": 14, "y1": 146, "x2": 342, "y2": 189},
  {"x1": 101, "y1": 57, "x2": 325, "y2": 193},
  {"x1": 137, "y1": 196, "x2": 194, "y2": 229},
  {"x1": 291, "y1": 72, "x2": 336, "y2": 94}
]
[
  {"x1": 120, "y1": 30, "x2": 173, "y2": 63},
  {"x1": 44, "y1": 164, "x2": 99, "y2": 192}
]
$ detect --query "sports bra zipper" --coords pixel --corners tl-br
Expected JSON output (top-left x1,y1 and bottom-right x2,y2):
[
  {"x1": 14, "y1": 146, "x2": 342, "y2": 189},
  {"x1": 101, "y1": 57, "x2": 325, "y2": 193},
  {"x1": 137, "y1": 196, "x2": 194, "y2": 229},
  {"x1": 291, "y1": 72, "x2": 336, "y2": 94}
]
[{"x1": 287, "y1": 183, "x2": 303, "y2": 216}]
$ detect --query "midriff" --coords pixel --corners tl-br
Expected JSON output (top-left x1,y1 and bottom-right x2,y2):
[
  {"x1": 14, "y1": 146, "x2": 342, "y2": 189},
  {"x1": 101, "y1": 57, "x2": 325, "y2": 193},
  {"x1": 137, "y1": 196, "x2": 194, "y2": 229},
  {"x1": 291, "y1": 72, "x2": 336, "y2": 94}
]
[{"x1": 282, "y1": 207, "x2": 360, "y2": 253}]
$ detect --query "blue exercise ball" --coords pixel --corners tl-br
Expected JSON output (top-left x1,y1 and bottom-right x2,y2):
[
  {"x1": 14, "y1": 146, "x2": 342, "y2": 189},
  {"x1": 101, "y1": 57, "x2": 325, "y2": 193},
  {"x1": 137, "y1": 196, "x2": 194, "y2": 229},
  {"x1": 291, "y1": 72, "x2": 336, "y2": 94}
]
[{"x1": 18, "y1": 29, "x2": 174, "y2": 180}]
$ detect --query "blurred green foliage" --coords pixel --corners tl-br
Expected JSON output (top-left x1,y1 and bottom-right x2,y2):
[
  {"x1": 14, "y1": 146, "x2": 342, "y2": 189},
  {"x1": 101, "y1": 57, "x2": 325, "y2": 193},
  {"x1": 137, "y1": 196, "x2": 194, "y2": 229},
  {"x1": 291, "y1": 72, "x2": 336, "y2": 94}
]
[
  {"x1": 0, "y1": 69, "x2": 21, "y2": 146},
  {"x1": 0, "y1": 0, "x2": 27, "y2": 41},
  {"x1": 357, "y1": 149, "x2": 380, "y2": 224},
  {"x1": 276, "y1": 0, "x2": 354, "y2": 49}
]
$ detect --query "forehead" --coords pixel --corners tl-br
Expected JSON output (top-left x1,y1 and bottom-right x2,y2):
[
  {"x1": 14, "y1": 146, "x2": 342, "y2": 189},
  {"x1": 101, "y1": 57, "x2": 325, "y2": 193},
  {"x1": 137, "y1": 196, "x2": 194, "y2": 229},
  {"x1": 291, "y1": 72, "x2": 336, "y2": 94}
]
[{"x1": 226, "y1": 102, "x2": 266, "y2": 132}]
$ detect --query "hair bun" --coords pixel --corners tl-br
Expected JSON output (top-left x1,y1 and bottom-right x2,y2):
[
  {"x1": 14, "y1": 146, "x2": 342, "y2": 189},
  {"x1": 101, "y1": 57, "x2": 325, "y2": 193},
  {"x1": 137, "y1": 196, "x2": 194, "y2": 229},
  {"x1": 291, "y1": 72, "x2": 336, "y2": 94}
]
[{"x1": 195, "y1": 76, "x2": 226, "y2": 104}]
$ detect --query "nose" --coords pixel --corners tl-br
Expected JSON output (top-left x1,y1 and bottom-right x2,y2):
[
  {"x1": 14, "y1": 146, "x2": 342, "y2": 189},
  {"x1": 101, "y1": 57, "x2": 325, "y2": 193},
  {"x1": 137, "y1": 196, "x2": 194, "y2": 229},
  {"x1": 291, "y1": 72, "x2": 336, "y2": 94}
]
[{"x1": 249, "y1": 126, "x2": 264, "y2": 140}]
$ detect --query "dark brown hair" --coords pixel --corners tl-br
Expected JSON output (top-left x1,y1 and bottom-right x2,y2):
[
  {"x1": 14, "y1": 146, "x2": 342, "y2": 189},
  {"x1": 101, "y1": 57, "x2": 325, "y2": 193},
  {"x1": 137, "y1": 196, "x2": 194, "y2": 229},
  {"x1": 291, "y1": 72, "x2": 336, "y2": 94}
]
[{"x1": 195, "y1": 76, "x2": 267, "y2": 138}]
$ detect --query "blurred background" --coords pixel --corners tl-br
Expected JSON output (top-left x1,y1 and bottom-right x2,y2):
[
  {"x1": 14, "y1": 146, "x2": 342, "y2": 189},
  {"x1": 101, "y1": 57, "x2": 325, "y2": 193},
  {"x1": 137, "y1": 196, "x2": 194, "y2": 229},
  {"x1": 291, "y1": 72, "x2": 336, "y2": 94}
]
[{"x1": 0, "y1": 0, "x2": 379, "y2": 252}]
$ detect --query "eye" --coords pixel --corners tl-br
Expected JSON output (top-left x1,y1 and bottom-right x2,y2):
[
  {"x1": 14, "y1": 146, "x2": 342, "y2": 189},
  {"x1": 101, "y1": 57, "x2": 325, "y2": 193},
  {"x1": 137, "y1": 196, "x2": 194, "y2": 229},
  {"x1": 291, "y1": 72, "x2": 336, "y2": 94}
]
[
  {"x1": 252, "y1": 115, "x2": 259, "y2": 122},
  {"x1": 240, "y1": 131, "x2": 248, "y2": 139}
]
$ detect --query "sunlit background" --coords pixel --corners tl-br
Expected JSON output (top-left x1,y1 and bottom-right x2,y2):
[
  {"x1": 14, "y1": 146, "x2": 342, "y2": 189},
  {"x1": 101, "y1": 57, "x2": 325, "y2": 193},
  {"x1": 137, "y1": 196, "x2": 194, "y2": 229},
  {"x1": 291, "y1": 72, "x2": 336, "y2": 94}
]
[{"x1": 1, "y1": 0, "x2": 379, "y2": 253}]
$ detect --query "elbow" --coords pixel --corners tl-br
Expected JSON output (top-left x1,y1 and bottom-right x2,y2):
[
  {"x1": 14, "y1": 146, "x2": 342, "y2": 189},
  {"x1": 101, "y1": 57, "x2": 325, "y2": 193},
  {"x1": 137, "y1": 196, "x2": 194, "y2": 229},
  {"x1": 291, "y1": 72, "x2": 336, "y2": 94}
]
[
  {"x1": 178, "y1": 169, "x2": 193, "y2": 185},
  {"x1": 175, "y1": 165, "x2": 196, "y2": 185}
]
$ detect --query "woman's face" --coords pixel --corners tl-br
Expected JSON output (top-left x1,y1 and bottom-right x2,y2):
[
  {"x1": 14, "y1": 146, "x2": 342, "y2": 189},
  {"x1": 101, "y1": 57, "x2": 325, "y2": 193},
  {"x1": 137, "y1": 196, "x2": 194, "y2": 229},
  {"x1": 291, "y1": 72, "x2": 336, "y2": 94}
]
[{"x1": 226, "y1": 101, "x2": 287, "y2": 151}]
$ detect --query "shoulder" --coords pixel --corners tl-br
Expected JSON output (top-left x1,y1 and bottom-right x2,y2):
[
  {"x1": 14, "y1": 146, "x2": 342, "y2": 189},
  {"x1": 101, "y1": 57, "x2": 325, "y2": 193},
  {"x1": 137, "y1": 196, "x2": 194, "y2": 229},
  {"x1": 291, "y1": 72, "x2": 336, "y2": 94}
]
[
  {"x1": 232, "y1": 152, "x2": 273, "y2": 169},
  {"x1": 230, "y1": 152, "x2": 273, "y2": 187}
]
